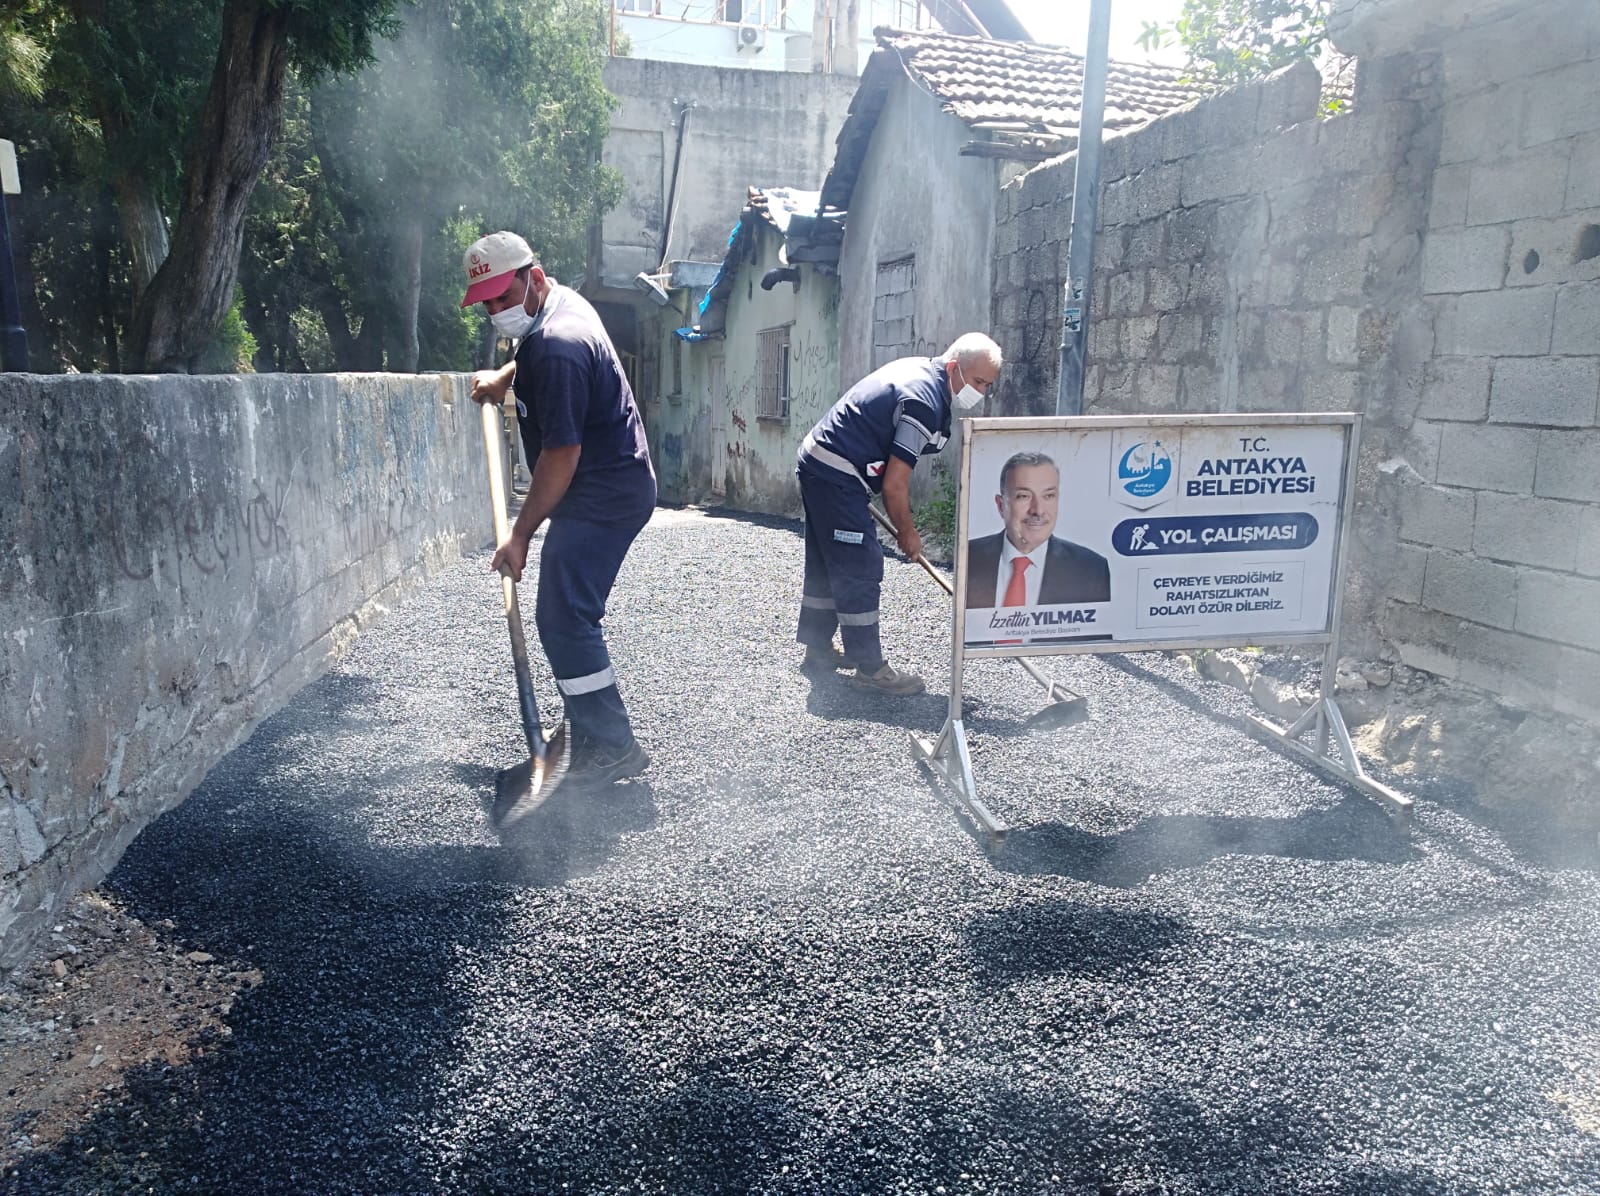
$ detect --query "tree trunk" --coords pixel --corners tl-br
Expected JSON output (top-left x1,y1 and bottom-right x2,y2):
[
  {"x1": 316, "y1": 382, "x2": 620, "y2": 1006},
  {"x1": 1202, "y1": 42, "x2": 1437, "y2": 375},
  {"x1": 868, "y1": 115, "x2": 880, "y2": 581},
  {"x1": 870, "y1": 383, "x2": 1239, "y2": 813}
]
[
  {"x1": 303, "y1": 256, "x2": 383, "y2": 372},
  {"x1": 66, "y1": 1, "x2": 173, "y2": 300},
  {"x1": 315, "y1": 287, "x2": 362, "y2": 370},
  {"x1": 94, "y1": 211, "x2": 121, "y2": 372},
  {"x1": 110, "y1": 173, "x2": 170, "y2": 301},
  {"x1": 394, "y1": 216, "x2": 422, "y2": 373},
  {"x1": 126, "y1": 0, "x2": 290, "y2": 373},
  {"x1": 349, "y1": 302, "x2": 385, "y2": 372}
]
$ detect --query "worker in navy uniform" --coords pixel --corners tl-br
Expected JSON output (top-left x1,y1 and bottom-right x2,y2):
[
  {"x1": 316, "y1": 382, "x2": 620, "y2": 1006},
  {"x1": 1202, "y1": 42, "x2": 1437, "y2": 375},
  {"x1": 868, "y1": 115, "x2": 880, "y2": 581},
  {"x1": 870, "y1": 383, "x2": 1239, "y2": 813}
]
[
  {"x1": 796, "y1": 333, "x2": 1003, "y2": 695},
  {"x1": 965, "y1": 451, "x2": 1111, "y2": 608},
  {"x1": 463, "y1": 231, "x2": 656, "y2": 791}
]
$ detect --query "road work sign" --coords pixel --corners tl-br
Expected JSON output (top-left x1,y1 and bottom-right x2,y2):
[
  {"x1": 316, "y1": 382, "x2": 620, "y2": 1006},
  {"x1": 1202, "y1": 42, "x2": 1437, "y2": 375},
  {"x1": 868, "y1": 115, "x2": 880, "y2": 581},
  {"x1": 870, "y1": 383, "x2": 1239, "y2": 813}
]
[
  {"x1": 957, "y1": 414, "x2": 1351, "y2": 654},
  {"x1": 915, "y1": 413, "x2": 1407, "y2": 846}
]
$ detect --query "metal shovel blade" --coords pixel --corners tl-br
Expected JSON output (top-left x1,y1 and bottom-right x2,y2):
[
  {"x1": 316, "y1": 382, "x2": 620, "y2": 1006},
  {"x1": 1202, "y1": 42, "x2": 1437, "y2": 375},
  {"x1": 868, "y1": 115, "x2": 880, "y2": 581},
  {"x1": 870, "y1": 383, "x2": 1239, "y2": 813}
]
[
  {"x1": 492, "y1": 722, "x2": 571, "y2": 832},
  {"x1": 1023, "y1": 692, "x2": 1090, "y2": 732}
]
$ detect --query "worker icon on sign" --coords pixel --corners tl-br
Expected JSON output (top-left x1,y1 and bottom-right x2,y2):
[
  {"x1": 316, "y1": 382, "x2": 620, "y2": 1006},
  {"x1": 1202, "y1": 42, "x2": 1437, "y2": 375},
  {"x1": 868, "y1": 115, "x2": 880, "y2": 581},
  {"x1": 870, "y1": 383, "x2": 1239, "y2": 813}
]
[{"x1": 1128, "y1": 522, "x2": 1158, "y2": 552}]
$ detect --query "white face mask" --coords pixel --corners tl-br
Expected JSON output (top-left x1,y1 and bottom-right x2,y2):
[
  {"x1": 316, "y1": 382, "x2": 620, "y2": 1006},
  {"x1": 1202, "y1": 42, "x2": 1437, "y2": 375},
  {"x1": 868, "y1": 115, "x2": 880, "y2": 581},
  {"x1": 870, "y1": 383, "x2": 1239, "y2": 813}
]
[
  {"x1": 952, "y1": 362, "x2": 984, "y2": 412},
  {"x1": 490, "y1": 279, "x2": 537, "y2": 339}
]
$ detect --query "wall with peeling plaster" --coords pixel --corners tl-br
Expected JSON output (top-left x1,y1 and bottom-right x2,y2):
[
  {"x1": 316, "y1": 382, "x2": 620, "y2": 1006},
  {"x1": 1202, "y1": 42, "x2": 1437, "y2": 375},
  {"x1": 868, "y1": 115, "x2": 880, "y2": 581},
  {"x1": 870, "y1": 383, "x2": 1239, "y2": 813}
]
[
  {"x1": 0, "y1": 372, "x2": 490, "y2": 974},
  {"x1": 597, "y1": 56, "x2": 858, "y2": 292},
  {"x1": 649, "y1": 222, "x2": 841, "y2": 511}
]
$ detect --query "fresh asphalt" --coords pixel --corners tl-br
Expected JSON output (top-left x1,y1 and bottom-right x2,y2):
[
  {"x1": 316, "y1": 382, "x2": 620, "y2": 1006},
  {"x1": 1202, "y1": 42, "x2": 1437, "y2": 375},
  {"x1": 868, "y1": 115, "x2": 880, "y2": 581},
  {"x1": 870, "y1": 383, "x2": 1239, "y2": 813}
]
[{"x1": 10, "y1": 507, "x2": 1599, "y2": 1194}]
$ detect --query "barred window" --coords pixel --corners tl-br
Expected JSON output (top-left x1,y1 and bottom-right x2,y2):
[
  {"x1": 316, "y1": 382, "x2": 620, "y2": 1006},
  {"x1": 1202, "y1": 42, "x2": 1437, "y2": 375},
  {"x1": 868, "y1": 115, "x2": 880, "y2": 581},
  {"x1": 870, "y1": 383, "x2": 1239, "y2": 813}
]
[
  {"x1": 757, "y1": 325, "x2": 791, "y2": 420},
  {"x1": 891, "y1": 0, "x2": 926, "y2": 29}
]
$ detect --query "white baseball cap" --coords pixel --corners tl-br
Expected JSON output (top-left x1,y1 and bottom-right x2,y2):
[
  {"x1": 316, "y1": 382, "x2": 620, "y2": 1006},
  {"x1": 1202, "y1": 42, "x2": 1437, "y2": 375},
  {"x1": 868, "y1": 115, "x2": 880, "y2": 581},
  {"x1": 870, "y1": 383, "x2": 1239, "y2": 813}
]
[{"x1": 461, "y1": 231, "x2": 535, "y2": 307}]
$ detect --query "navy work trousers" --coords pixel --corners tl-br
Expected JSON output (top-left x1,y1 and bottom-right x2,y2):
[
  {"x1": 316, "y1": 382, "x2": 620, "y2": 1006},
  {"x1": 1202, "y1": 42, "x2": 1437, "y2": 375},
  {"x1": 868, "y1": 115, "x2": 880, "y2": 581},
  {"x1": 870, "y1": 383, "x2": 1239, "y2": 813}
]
[
  {"x1": 536, "y1": 512, "x2": 648, "y2": 748},
  {"x1": 796, "y1": 470, "x2": 884, "y2": 671}
]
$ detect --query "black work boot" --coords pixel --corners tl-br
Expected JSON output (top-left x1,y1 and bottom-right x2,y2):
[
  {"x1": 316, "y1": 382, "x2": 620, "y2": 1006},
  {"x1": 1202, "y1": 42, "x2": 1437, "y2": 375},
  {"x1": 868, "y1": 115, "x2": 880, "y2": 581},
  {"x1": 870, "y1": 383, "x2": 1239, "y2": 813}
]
[{"x1": 566, "y1": 735, "x2": 650, "y2": 788}]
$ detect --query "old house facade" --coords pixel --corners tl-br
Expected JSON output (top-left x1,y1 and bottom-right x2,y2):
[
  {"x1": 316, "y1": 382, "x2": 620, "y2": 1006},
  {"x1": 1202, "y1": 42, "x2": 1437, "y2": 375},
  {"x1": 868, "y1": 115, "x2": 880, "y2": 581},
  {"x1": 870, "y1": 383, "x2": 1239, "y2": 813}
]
[
  {"x1": 652, "y1": 28, "x2": 1195, "y2": 512},
  {"x1": 821, "y1": 30, "x2": 1195, "y2": 402},
  {"x1": 589, "y1": 3, "x2": 1035, "y2": 431},
  {"x1": 650, "y1": 188, "x2": 844, "y2": 507}
]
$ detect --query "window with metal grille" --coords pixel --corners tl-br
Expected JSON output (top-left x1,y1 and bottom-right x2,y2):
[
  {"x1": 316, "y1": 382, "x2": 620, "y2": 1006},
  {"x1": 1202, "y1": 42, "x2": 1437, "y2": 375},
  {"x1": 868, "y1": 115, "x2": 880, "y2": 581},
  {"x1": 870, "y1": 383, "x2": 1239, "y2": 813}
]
[
  {"x1": 892, "y1": 0, "x2": 923, "y2": 29},
  {"x1": 757, "y1": 325, "x2": 791, "y2": 420},
  {"x1": 723, "y1": 0, "x2": 779, "y2": 24},
  {"x1": 872, "y1": 254, "x2": 916, "y2": 370}
]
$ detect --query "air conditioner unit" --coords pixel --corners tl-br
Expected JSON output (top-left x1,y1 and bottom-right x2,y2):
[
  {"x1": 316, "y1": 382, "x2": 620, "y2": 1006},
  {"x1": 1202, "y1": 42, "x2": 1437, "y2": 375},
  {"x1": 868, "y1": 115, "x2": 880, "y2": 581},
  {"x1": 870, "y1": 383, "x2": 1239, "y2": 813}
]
[{"x1": 736, "y1": 23, "x2": 766, "y2": 51}]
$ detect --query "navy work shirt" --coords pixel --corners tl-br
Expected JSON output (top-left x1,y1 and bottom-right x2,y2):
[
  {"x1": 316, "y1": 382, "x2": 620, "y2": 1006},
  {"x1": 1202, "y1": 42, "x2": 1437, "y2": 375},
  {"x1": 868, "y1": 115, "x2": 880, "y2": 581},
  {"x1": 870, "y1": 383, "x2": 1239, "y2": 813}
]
[
  {"x1": 512, "y1": 285, "x2": 656, "y2": 526},
  {"x1": 798, "y1": 356, "x2": 952, "y2": 494}
]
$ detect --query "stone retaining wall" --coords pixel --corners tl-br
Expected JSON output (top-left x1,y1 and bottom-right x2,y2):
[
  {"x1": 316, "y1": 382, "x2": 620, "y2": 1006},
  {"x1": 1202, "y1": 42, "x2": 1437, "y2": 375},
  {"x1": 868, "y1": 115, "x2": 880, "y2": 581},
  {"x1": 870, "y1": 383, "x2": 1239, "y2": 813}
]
[{"x1": 1, "y1": 372, "x2": 491, "y2": 974}]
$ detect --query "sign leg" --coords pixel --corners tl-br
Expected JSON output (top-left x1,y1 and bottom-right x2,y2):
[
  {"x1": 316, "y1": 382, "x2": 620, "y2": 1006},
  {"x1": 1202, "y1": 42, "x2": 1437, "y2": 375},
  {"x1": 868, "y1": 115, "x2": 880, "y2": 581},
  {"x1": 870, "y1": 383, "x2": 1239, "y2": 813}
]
[{"x1": 911, "y1": 717, "x2": 1010, "y2": 848}]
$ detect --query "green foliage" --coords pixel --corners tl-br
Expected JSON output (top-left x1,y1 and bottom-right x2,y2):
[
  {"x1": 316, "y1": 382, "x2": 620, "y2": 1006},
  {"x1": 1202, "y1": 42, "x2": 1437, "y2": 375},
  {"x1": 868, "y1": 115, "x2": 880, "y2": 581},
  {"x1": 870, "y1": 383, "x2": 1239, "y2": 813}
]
[
  {"x1": 196, "y1": 287, "x2": 258, "y2": 374},
  {"x1": 919, "y1": 469, "x2": 960, "y2": 542},
  {"x1": 0, "y1": 4, "x2": 48, "y2": 100},
  {"x1": 424, "y1": 215, "x2": 487, "y2": 368},
  {"x1": 243, "y1": 0, "x2": 620, "y2": 372},
  {"x1": 0, "y1": 0, "x2": 217, "y2": 367},
  {"x1": 48, "y1": 0, "x2": 219, "y2": 206},
  {"x1": 3, "y1": 0, "x2": 620, "y2": 373},
  {"x1": 1138, "y1": 0, "x2": 1332, "y2": 86},
  {"x1": 0, "y1": 0, "x2": 396, "y2": 370},
  {"x1": 269, "y1": 0, "x2": 404, "y2": 85}
]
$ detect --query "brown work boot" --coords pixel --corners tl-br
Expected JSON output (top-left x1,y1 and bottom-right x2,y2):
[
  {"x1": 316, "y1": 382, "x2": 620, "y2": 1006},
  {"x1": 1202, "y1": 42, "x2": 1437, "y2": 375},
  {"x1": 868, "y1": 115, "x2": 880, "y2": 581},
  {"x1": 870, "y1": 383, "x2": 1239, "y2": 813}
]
[{"x1": 849, "y1": 662, "x2": 925, "y2": 696}]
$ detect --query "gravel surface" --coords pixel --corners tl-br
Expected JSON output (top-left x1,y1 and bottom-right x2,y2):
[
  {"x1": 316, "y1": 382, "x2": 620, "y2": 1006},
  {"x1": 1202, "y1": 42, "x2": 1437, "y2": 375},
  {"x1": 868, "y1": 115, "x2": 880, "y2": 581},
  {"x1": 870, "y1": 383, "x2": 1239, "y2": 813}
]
[{"x1": 7, "y1": 506, "x2": 1599, "y2": 1194}]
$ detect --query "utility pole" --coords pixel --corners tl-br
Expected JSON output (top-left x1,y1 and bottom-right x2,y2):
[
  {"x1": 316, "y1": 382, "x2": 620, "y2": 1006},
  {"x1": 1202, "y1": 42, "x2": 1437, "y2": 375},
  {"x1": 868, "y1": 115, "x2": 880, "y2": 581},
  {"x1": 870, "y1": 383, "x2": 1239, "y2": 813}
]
[
  {"x1": 0, "y1": 139, "x2": 27, "y2": 372},
  {"x1": 1056, "y1": 0, "x2": 1111, "y2": 416}
]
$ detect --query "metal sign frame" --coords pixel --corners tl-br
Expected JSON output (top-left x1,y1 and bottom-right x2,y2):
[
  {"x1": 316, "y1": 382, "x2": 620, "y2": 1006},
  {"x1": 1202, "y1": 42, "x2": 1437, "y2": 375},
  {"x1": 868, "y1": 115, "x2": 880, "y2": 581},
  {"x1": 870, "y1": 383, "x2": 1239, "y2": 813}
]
[{"x1": 910, "y1": 412, "x2": 1412, "y2": 847}]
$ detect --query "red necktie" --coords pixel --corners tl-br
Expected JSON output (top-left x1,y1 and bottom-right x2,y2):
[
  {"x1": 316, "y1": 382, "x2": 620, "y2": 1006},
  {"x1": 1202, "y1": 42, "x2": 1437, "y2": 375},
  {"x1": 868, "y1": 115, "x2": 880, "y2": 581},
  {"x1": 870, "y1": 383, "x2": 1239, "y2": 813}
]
[
  {"x1": 996, "y1": 557, "x2": 1031, "y2": 645},
  {"x1": 1004, "y1": 557, "x2": 1031, "y2": 606}
]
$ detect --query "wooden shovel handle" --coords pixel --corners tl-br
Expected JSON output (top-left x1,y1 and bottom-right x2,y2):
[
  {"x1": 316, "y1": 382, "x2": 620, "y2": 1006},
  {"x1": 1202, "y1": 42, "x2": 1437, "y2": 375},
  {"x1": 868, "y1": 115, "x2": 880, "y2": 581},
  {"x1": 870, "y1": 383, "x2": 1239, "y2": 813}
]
[
  {"x1": 480, "y1": 397, "x2": 545, "y2": 761},
  {"x1": 868, "y1": 504, "x2": 953, "y2": 596}
]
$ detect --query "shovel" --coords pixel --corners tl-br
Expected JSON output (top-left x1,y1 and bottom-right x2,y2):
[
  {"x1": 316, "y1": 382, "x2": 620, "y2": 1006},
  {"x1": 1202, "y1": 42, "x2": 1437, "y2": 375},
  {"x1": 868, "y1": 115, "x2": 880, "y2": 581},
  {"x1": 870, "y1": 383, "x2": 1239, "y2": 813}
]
[
  {"x1": 869, "y1": 504, "x2": 1088, "y2": 732},
  {"x1": 479, "y1": 396, "x2": 569, "y2": 829}
]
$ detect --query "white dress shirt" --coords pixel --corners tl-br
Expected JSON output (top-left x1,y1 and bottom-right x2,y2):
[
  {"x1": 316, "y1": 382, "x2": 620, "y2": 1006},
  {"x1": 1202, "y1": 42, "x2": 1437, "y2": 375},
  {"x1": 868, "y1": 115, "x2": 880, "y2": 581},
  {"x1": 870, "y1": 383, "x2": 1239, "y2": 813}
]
[{"x1": 996, "y1": 536, "x2": 1049, "y2": 607}]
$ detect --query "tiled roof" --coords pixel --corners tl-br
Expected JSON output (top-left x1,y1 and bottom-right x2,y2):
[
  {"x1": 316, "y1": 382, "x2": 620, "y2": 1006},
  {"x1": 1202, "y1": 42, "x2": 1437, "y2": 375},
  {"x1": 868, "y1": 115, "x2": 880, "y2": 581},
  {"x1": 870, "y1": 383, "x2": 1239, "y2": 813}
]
[
  {"x1": 677, "y1": 187, "x2": 844, "y2": 341},
  {"x1": 747, "y1": 186, "x2": 824, "y2": 235},
  {"x1": 880, "y1": 27, "x2": 1200, "y2": 140},
  {"x1": 819, "y1": 28, "x2": 1201, "y2": 212}
]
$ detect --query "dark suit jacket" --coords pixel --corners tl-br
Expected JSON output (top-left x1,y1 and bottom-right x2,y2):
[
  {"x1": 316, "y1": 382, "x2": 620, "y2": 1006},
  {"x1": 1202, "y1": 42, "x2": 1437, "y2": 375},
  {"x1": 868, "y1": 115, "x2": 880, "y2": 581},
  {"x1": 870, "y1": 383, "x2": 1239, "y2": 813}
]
[{"x1": 965, "y1": 532, "x2": 1111, "y2": 608}]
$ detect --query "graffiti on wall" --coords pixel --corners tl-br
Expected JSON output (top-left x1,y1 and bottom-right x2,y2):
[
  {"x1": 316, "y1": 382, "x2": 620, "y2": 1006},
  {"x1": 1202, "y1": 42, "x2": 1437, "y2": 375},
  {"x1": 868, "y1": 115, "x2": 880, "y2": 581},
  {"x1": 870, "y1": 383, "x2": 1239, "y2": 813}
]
[
  {"x1": 329, "y1": 481, "x2": 417, "y2": 566},
  {"x1": 109, "y1": 471, "x2": 296, "y2": 587},
  {"x1": 1019, "y1": 287, "x2": 1052, "y2": 364},
  {"x1": 107, "y1": 458, "x2": 425, "y2": 591}
]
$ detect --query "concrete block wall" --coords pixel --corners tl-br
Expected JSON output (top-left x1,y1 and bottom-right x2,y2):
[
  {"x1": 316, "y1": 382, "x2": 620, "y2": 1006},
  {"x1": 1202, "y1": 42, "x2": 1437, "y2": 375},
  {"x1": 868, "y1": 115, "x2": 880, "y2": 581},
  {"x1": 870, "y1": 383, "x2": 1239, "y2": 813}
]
[
  {"x1": 990, "y1": 0, "x2": 1600, "y2": 724},
  {"x1": 993, "y1": 57, "x2": 1437, "y2": 665},
  {"x1": 1, "y1": 373, "x2": 491, "y2": 974},
  {"x1": 1384, "y1": 0, "x2": 1600, "y2": 719},
  {"x1": 994, "y1": 55, "x2": 1441, "y2": 423},
  {"x1": 991, "y1": 59, "x2": 1333, "y2": 418}
]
